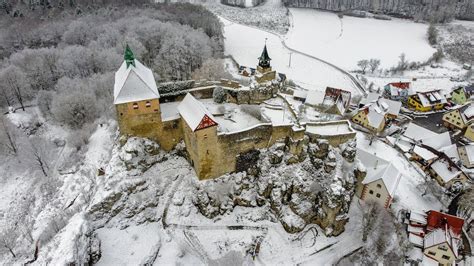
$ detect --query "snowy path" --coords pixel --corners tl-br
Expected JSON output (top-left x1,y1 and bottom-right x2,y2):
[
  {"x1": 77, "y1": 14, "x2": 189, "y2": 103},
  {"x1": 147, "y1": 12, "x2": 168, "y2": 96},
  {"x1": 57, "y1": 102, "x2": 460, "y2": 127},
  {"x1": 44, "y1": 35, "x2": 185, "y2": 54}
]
[{"x1": 221, "y1": 16, "x2": 366, "y2": 96}]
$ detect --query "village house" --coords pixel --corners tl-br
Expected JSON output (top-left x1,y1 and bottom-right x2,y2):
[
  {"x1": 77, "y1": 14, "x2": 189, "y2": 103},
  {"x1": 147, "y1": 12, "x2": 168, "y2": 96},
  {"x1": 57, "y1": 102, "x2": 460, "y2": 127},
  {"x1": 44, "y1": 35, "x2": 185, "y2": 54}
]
[
  {"x1": 450, "y1": 86, "x2": 473, "y2": 105},
  {"x1": 458, "y1": 144, "x2": 474, "y2": 168},
  {"x1": 114, "y1": 45, "x2": 308, "y2": 180},
  {"x1": 428, "y1": 155, "x2": 468, "y2": 190},
  {"x1": 355, "y1": 149, "x2": 402, "y2": 209},
  {"x1": 383, "y1": 81, "x2": 411, "y2": 101},
  {"x1": 299, "y1": 87, "x2": 351, "y2": 115},
  {"x1": 404, "y1": 210, "x2": 465, "y2": 265},
  {"x1": 408, "y1": 90, "x2": 447, "y2": 112},
  {"x1": 464, "y1": 123, "x2": 474, "y2": 142},
  {"x1": 351, "y1": 93, "x2": 401, "y2": 133},
  {"x1": 442, "y1": 104, "x2": 474, "y2": 130}
]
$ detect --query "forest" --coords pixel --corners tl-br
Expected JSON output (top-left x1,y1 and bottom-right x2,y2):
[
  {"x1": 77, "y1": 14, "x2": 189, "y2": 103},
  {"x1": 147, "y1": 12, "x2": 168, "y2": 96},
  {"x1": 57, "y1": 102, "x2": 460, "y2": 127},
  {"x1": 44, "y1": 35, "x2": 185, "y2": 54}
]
[{"x1": 0, "y1": 0, "x2": 223, "y2": 131}]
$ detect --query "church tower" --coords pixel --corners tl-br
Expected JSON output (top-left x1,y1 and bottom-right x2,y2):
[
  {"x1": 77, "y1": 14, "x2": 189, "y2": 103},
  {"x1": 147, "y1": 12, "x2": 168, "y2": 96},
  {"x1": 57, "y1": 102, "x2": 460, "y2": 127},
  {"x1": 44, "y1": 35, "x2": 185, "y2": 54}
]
[{"x1": 256, "y1": 43, "x2": 276, "y2": 83}]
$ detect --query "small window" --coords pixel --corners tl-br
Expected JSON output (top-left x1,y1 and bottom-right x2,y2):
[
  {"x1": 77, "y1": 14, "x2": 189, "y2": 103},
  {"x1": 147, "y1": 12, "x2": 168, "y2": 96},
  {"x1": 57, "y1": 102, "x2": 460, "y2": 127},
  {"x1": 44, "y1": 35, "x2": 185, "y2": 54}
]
[
  {"x1": 376, "y1": 193, "x2": 381, "y2": 198},
  {"x1": 438, "y1": 245, "x2": 448, "y2": 251},
  {"x1": 132, "y1": 103, "x2": 139, "y2": 109},
  {"x1": 441, "y1": 255, "x2": 450, "y2": 260},
  {"x1": 428, "y1": 251, "x2": 436, "y2": 256},
  {"x1": 376, "y1": 184, "x2": 382, "y2": 189},
  {"x1": 204, "y1": 134, "x2": 208, "y2": 139},
  {"x1": 145, "y1": 101, "x2": 151, "y2": 108},
  {"x1": 369, "y1": 190, "x2": 374, "y2": 195},
  {"x1": 120, "y1": 113, "x2": 123, "y2": 116}
]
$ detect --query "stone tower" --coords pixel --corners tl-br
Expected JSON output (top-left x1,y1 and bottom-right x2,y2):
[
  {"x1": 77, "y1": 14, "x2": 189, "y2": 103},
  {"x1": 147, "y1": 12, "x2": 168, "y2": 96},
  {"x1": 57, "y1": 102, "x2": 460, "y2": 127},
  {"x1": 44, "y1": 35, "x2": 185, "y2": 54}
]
[
  {"x1": 177, "y1": 93, "x2": 219, "y2": 180},
  {"x1": 256, "y1": 44, "x2": 276, "y2": 83},
  {"x1": 114, "y1": 45, "x2": 162, "y2": 141}
]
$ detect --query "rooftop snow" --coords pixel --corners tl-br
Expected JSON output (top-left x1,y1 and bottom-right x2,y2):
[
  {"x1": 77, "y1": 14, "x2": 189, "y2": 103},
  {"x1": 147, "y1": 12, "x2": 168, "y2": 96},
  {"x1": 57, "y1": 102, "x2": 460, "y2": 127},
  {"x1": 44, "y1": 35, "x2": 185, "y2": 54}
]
[
  {"x1": 413, "y1": 145, "x2": 438, "y2": 161},
  {"x1": 177, "y1": 94, "x2": 217, "y2": 131},
  {"x1": 306, "y1": 121, "x2": 354, "y2": 136},
  {"x1": 114, "y1": 59, "x2": 159, "y2": 105},
  {"x1": 403, "y1": 123, "x2": 438, "y2": 141},
  {"x1": 430, "y1": 159, "x2": 461, "y2": 183},
  {"x1": 357, "y1": 148, "x2": 402, "y2": 197}
]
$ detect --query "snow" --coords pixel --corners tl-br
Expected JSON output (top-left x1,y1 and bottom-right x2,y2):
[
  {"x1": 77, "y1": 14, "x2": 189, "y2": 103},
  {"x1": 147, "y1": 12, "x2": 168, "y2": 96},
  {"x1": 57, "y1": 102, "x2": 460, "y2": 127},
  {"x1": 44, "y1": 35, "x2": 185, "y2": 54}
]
[
  {"x1": 430, "y1": 159, "x2": 461, "y2": 183},
  {"x1": 220, "y1": 16, "x2": 361, "y2": 96},
  {"x1": 96, "y1": 222, "x2": 161, "y2": 265},
  {"x1": 357, "y1": 132, "x2": 442, "y2": 212},
  {"x1": 306, "y1": 121, "x2": 354, "y2": 136},
  {"x1": 404, "y1": 122, "x2": 438, "y2": 141},
  {"x1": 286, "y1": 8, "x2": 436, "y2": 70},
  {"x1": 177, "y1": 94, "x2": 217, "y2": 131},
  {"x1": 114, "y1": 59, "x2": 159, "y2": 105},
  {"x1": 362, "y1": 92, "x2": 402, "y2": 116},
  {"x1": 357, "y1": 149, "x2": 402, "y2": 197},
  {"x1": 160, "y1": 101, "x2": 180, "y2": 121},
  {"x1": 305, "y1": 90, "x2": 325, "y2": 106},
  {"x1": 84, "y1": 124, "x2": 114, "y2": 169},
  {"x1": 413, "y1": 146, "x2": 438, "y2": 161}
]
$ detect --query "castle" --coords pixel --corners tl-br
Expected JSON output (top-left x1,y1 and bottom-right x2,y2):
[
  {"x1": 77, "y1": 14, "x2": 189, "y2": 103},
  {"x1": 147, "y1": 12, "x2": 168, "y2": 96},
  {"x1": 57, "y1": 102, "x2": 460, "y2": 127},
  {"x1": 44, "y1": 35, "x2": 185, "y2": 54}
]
[{"x1": 114, "y1": 45, "x2": 305, "y2": 180}]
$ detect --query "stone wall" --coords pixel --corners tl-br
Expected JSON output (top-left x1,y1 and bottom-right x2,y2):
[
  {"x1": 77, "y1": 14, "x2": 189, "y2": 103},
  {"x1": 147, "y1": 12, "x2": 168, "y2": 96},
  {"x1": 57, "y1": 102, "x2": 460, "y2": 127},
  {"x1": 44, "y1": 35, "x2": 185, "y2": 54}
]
[
  {"x1": 283, "y1": 0, "x2": 474, "y2": 21},
  {"x1": 306, "y1": 121, "x2": 356, "y2": 147},
  {"x1": 221, "y1": 0, "x2": 265, "y2": 8}
]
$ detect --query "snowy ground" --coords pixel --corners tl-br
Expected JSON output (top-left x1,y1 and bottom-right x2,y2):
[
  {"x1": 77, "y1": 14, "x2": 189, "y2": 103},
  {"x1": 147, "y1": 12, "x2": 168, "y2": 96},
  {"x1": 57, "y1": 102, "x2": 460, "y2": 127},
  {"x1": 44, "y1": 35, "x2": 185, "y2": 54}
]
[
  {"x1": 286, "y1": 9, "x2": 436, "y2": 71},
  {"x1": 221, "y1": 17, "x2": 360, "y2": 95}
]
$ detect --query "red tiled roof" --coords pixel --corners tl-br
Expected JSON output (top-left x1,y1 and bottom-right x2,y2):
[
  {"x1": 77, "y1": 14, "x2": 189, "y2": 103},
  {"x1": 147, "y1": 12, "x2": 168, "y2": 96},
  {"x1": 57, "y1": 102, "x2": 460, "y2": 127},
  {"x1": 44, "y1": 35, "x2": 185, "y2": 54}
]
[
  {"x1": 389, "y1": 82, "x2": 410, "y2": 89},
  {"x1": 426, "y1": 210, "x2": 464, "y2": 236}
]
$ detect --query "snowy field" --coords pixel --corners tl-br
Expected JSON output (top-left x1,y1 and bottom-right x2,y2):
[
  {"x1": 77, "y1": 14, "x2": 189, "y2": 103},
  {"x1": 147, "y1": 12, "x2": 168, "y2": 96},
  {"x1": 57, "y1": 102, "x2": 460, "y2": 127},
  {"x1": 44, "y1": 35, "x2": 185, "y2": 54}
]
[
  {"x1": 286, "y1": 9, "x2": 436, "y2": 70},
  {"x1": 221, "y1": 17, "x2": 361, "y2": 95}
]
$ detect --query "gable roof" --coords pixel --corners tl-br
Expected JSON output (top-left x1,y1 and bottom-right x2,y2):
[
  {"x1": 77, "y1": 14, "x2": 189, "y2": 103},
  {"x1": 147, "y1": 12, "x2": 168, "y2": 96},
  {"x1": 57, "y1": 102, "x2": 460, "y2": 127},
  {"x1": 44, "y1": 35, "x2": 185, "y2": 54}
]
[
  {"x1": 404, "y1": 123, "x2": 438, "y2": 142},
  {"x1": 423, "y1": 228, "x2": 458, "y2": 259},
  {"x1": 420, "y1": 132, "x2": 452, "y2": 150},
  {"x1": 430, "y1": 158, "x2": 462, "y2": 183},
  {"x1": 416, "y1": 90, "x2": 447, "y2": 107},
  {"x1": 426, "y1": 210, "x2": 465, "y2": 237},
  {"x1": 357, "y1": 149, "x2": 402, "y2": 196},
  {"x1": 177, "y1": 93, "x2": 217, "y2": 132},
  {"x1": 114, "y1": 59, "x2": 159, "y2": 104}
]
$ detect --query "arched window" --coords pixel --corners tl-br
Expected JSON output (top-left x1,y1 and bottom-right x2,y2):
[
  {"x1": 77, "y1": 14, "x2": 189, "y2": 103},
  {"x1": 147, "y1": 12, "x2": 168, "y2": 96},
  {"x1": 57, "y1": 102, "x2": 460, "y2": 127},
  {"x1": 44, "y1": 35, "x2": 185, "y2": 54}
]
[
  {"x1": 146, "y1": 101, "x2": 151, "y2": 108},
  {"x1": 132, "y1": 102, "x2": 139, "y2": 109}
]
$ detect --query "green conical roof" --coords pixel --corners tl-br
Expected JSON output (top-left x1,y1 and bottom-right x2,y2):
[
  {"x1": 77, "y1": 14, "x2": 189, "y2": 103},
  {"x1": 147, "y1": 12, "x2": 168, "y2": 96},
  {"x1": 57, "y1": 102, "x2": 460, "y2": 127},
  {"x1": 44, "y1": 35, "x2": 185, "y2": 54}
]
[
  {"x1": 124, "y1": 44, "x2": 135, "y2": 68},
  {"x1": 258, "y1": 44, "x2": 271, "y2": 68}
]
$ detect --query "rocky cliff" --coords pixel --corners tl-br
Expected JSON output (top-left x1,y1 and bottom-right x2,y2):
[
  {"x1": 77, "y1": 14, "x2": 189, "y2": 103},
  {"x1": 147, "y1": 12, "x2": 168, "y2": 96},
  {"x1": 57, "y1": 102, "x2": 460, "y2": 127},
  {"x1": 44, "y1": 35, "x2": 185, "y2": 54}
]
[{"x1": 282, "y1": 0, "x2": 474, "y2": 21}]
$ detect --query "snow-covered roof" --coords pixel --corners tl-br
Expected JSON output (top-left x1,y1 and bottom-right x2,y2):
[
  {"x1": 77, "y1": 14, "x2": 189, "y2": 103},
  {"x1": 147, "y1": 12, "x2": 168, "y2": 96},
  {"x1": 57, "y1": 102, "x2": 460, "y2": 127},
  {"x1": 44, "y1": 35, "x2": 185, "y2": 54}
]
[
  {"x1": 424, "y1": 228, "x2": 448, "y2": 248},
  {"x1": 293, "y1": 90, "x2": 308, "y2": 99},
  {"x1": 177, "y1": 94, "x2": 217, "y2": 131},
  {"x1": 430, "y1": 159, "x2": 461, "y2": 183},
  {"x1": 408, "y1": 225, "x2": 425, "y2": 235},
  {"x1": 463, "y1": 105, "x2": 474, "y2": 120},
  {"x1": 422, "y1": 255, "x2": 440, "y2": 266},
  {"x1": 366, "y1": 108, "x2": 385, "y2": 128},
  {"x1": 440, "y1": 144, "x2": 460, "y2": 162},
  {"x1": 404, "y1": 123, "x2": 438, "y2": 142},
  {"x1": 409, "y1": 233, "x2": 424, "y2": 247},
  {"x1": 114, "y1": 59, "x2": 159, "y2": 105},
  {"x1": 413, "y1": 145, "x2": 438, "y2": 161},
  {"x1": 305, "y1": 90, "x2": 325, "y2": 106},
  {"x1": 410, "y1": 211, "x2": 428, "y2": 225},
  {"x1": 417, "y1": 90, "x2": 447, "y2": 107},
  {"x1": 357, "y1": 149, "x2": 402, "y2": 197},
  {"x1": 362, "y1": 93, "x2": 402, "y2": 117},
  {"x1": 421, "y1": 132, "x2": 452, "y2": 150}
]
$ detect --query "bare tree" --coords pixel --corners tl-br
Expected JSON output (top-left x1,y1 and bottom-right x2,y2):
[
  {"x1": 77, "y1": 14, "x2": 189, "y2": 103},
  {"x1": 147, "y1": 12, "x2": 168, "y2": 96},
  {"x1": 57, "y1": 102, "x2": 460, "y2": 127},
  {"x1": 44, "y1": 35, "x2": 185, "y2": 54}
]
[
  {"x1": 0, "y1": 66, "x2": 31, "y2": 111},
  {"x1": 30, "y1": 139, "x2": 49, "y2": 177},
  {"x1": 368, "y1": 59, "x2": 381, "y2": 73},
  {"x1": 0, "y1": 227, "x2": 19, "y2": 258},
  {"x1": 0, "y1": 116, "x2": 18, "y2": 155},
  {"x1": 357, "y1": 60, "x2": 369, "y2": 74}
]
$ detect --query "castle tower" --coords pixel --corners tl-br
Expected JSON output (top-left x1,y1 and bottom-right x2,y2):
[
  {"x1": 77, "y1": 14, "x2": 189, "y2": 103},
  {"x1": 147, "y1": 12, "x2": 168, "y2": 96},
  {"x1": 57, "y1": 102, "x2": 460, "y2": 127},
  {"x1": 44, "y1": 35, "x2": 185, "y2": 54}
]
[
  {"x1": 256, "y1": 43, "x2": 276, "y2": 83},
  {"x1": 177, "y1": 93, "x2": 219, "y2": 180},
  {"x1": 257, "y1": 43, "x2": 272, "y2": 73},
  {"x1": 114, "y1": 45, "x2": 162, "y2": 141}
]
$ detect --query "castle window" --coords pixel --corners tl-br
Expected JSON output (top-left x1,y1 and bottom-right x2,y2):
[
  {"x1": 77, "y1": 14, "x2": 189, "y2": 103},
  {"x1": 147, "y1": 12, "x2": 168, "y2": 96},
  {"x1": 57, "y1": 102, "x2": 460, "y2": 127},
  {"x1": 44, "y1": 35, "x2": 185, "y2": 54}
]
[
  {"x1": 146, "y1": 101, "x2": 151, "y2": 108},
  {"x1": 441, "y1": 255, "x2": 450, "y2": 260},
  {"x1": 376, "y1": 193, "x2": 381, "y2": 198},
  {"x1": 120, "y1": 113, "x2": 123, "y2": 116},
  {"x1": 376, "y1": 184, "x2": 382, "y2": 189},
  {"x1": 428, "y1": 251, "x2": 436, "y2": 256},
  {"x1": 369, "y1": 190, "x2": 374, "y2": 194},
  {"x1": 204, "y1": 134, "x2": 208, "y2": 139},
  {"x1": 133, "y1": 102, "x2": 139, "y2": 109}
]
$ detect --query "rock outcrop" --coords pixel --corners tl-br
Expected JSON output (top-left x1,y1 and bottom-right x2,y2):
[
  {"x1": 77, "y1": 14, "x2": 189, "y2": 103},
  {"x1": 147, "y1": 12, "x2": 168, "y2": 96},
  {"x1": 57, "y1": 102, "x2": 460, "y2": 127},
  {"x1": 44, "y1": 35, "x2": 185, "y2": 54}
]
[
  {"x1": 283, "y1": 0, "x2": 474, "y2": 21},
  {"x1": 192, "y1": 138, "x2": 358, "y2": 236}
]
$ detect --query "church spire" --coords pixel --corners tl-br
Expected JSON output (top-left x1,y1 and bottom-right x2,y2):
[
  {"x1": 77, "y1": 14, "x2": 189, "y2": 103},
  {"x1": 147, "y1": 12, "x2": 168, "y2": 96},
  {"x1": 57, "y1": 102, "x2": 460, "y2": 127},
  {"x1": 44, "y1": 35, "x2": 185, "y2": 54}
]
[
  {"x1": 124, "y1": 44, "x2": 135, "y2": 68},
  {"x1": 258, "y1": 41, "x2": 271, "y2": 69}
]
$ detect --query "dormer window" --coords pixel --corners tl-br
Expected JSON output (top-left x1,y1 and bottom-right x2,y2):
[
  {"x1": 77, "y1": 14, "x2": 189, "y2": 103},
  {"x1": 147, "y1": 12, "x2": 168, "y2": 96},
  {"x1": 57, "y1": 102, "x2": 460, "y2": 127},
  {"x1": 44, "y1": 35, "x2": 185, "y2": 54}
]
[
  {"x1": 146, "y1": 101, "x2": 151, "y2": 108},
  {"x1": 133, "y1": 102, "x2": 139, "y2": 109}
]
